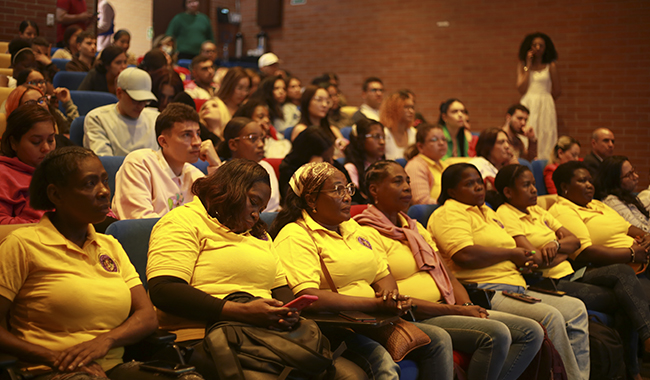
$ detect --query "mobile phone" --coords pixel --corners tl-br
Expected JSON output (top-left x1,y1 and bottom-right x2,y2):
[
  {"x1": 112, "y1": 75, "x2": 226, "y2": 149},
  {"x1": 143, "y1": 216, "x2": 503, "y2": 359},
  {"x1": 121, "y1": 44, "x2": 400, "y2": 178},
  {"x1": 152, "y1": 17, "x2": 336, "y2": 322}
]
[
  {"x1": 528, "y1": 286, "x2": 566, "y2": 296},
  {"x1": 283, "y1": 295, "x2": 318, "y2": 310},
  {"x1": 140, "y1": 361, "x2": 195, "y2": 375},
  {"x1": 339, "y1": 311, "x2": 377, "y2": 322},
  {"x1": 502, "y1": 290, "x2": 541, "y2": 304}
]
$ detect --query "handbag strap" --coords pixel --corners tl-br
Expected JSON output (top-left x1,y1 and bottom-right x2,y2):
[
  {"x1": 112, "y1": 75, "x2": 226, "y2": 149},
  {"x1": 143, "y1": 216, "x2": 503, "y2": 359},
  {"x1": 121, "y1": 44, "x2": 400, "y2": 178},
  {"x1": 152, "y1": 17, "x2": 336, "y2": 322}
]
[{"x1": 298, "y1": 222, "x2": 338, "y2": 294}]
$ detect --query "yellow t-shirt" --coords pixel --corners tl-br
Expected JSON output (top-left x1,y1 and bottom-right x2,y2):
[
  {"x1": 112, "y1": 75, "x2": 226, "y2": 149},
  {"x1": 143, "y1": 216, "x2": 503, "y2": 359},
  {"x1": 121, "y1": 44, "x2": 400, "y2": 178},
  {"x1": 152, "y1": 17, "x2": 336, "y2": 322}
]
[
  {"x1": 496, "y1": 203, "x2": 573, "y2": 279},
  {"x1": 0, "y1": 215, "x2": 141, "y2": 371},
  {"x1": 428, "y1": 199, "x2": 525, "y2": 287},
  {"x1": 362, "y1": 214, "x2": 444, "y2": 303},
  {"x1": 549, "y1": 197, "x2": 634, "y2": 260},
  {"x1": 147, "y1": 196, "x2": 286, "y2": 340},
  {"x1": 274, "y1": 211, "x2": 390, "y2": 298}
]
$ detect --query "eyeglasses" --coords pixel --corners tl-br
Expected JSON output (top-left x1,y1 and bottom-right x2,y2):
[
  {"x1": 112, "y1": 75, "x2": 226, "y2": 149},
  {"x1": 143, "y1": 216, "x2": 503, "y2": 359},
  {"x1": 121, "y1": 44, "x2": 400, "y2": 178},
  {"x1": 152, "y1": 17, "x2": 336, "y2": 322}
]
[
  {"x1": 233, "y1": 133, "x2": 265, "y2": 144},
  {"x1": 365, "y1": 133, "x2": 385, "y2": 141},
  {"x1": 368, "y1": 88, "x2": 384, "y2": 93},
  {"x1": 27, "y1": 79, "x2": 47, "y2": 86},
  {"x1": 621, "y1": 168, "x2": 637, "y2": 180},
  {"x1": 321, "y1": 183, "x2": 356, "y2": 198},
  {"x1": 312, "y1": 97, "x2": 332, "y2": 106},
  {"x1": 427, "y1": 136, "x2": 448, "y2": 143},
  {"x1": 24, "y1": 95, "x2": 50, "y2": 106}
]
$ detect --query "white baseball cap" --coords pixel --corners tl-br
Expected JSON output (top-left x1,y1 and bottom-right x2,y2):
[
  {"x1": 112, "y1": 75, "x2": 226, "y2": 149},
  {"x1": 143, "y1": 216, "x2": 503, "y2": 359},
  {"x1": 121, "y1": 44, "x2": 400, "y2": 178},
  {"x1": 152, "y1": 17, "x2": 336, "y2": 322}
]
[
  {"x1": 258, "y1": 52, "x2": 280, "y2": 69},
  {"x1": 116, "y1": 67, "x2": 157, "y2": 102}
]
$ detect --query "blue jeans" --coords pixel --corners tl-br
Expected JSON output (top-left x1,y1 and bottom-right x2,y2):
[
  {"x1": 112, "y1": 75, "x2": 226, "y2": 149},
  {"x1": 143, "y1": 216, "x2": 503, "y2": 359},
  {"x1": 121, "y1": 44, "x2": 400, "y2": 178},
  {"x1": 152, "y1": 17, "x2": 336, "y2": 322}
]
[
  {"x1": 478, "y1": 283, "x2": 590, "y2": 380},
  {"x1": 417, "y1": 310, "x2": 543, "y2": 380}
]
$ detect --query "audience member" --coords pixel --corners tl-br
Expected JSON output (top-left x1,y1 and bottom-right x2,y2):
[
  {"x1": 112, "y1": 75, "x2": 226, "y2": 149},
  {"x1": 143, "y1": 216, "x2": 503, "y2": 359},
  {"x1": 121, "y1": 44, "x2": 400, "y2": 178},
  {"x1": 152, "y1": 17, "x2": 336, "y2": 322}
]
[
  {"x1": 139, "y1": 49, "x2": 169, "y2": 74},
  {"x1": 153, "y1": 34, "x2": 175, "y2": 57},
  {"x1": 4, "y1": 43, "x2": 36, "y2": 88},
  {"x1": 199, "y1": 40, "x2": 218, "y2": 63},
  {"x1": 55, "y1": 0, "x2": 93, "y2": 45},
  {"x1": 165, "y1": 0, "x2": 214, "y2": 60},
  {"x1": 357, "y1": 160, "x2": 544, "y2": 380},
  {"x1": 198, "y1": 97, "x2": 230, "y2": 146},
  {"x1": 258, "y1": 52, "x2": 281, "y2": 77},
  {"x1": 286, "y1": 76, "x2": 302, "y2": 107},
  {"x1": 583, "y1": 127, "x2": 615, "y2": 178},
  {"x1": 470, "y1": 128, "x2": 512, "y2": 187},
  {"x1": 245, "y1": 68, "x2": 261, "y2": 95},
  {"x1": 430, "y1": 163, "x2": 590, "y2": 380},
  {"x1": 215, "y1": 67, "x2": 250, "y2": 116},
  {"x1": 278, "y1": 126, "x2": 335, "y2": 202},
  {"x1": 404, "y1": 123, "x2": 448, "y2": 204},
  {"x1": 52, "y1": 24, "x2": 82, "y2": 59},
  {"x1": 502, "y1": 104, "x2": 537, "y2": 162},
  {"x1": 595, "y1": 156, "x2": 648, "y2": 232},
  {"x1": 327, "y1": 83, "x2": 352, "y2": 129},
  {"x1": 31, "y1": 37, "x2": 59, "y2": 82},
  {"x1": 517, "y1": 32, "x2": 561, "y2": 160},
  {"x1": 84, "y1": 67, "x2": 159, "y2": 156},
  {"x1": 217, "y1": 117, "x2": 280, "y2": 212},
  {"x1": 113, "y1": 29, "x2": 138, "y2": 66},
  {"x1": 112, "y1": 103, "x2": 218, "y2": 219},
  {"x1": 640, "y1": 171, "x2": 650, "y2": 213},
  {"x1": 251, "y1": 75, "x2": 285, "y2": 130},
  {"x1": 0, "y1": 146, "x2": 163, "y2": 378},
  {"x1": 96, "y1": 0, "x2": 115, "y2": 51},
  {"x1": 18, "y1": 20, "x2": 39, "y2": 40},
  {"x1": 380, "y1": 90, "x2": 416, "y2": 160},
  {"x1": 290, "y1": 85, "x2": 340, "y2": 146},
  {"x1": 351, "y1": 77, "x2": 383, "y2": 123},
  {"x1": 232, "y1": 98, "x2": 291, "y2": 159},
  {"x1": 78, "y1": 45, "x2": 127, "y2": 94},
  {"x1": 184, "y1": 54, "x2": 216, "y2": 99},
  {"x1": 65, "y1": 31, "x2": 96, "y2": 72},
  {"x1": 437, "y1": 98, "x2": 473, "y2": 160},
  {"x1": 543, "y1": 136, "x2": 580, "y2": 194},
  {"x1": 150, "y1": 67, "x2": 184, "y2": 112},
  {"x1": 0, "y1": 104, "x2": 55, "y2": 224},
  {"x1": 344, "y1": 118, "x2": 386, "y2": 203},
  {"x1": 270, "y1": 162, "x2": 439, "y2": 379},
  {"x1": 495, "y1": 164, "x2": 650, "y2": 378}
]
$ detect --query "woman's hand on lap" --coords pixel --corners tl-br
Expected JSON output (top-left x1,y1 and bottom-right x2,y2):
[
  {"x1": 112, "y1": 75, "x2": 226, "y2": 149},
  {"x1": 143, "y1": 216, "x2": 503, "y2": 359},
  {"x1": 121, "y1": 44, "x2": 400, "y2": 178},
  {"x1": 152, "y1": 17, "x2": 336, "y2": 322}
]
[
  {"x1": 235, "y1": 298, "x2": 299, "y2": 330},
  {"x1": 54, "y1": 335, "x2": 114, "y2": 372}
]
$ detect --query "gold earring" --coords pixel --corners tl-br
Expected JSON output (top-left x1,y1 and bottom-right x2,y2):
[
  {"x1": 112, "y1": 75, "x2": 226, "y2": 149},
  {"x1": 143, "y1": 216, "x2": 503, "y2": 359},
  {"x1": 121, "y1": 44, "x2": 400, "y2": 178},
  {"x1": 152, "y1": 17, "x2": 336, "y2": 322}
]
[{"x1": 312, "y1": 208, "x2": 317, "y2": 213}]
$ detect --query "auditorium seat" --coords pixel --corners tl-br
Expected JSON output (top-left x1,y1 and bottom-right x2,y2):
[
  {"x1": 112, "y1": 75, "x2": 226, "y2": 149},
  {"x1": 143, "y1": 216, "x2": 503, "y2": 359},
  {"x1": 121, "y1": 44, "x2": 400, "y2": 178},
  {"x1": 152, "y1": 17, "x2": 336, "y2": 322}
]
[
  {"x1": 283, "y1": 126, "x2": 294, "y2": 140},
  {"x1": 51, "y1": 58, "x2": 70, "y2": 71},
  {"x1": 52, "y1": 71, "x2": 87, "y2": 90},
  {"x1": 177, "y1": 59, "x2": 192, "y2": 70},
  {"x1": 263, "y1": 158, "x2": 282, "y2": 180},
  {"x1": 407, "y1": 204, "x2": 439, "y2": 227},
  {"x1": 531, "y1": 159, "x2": 548, "y2": 195},
  {"x1": 192, "y1": 159, "x2": 209, "y2": 174},
  {"x1": 105, "y1": 218, "x2": 160, "y2": 288},
  {"x1": 67, "y1": 90, "x2": 118, "y2": 115},
  {"x1": 0, "y1": 87, "x2": 13, "y2": 108},
  {"x1": 395, "y1": 158, "x2": 407, "y2": 167},
  {"x1": 0, "y1": 54, "x2": 10, "y2": 69},
  {"x1": 350, "y1": 204, "x2": 368, "y2": 217},
  {"x1": 340, "y1": 126, "x2": 352, "y2": 140},
  {"x1": 0, "y1": 113, "x2": 6, "y2": 138},
  {"x1": 69, "y1": 116, "x2": 85, "y2": 146},
  {"x1": 98, "y1": 156, "x2": 125, "y2": 203}
]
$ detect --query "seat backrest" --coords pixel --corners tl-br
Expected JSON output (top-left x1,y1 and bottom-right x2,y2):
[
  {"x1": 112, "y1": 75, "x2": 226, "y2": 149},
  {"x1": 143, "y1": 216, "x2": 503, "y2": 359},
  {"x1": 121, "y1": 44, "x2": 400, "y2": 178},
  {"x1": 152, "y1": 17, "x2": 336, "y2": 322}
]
[
  {"x1": 0, "y1": 68, "x2": 11, "y2": 77},
  {"x1": 0, "y1": 113, "x2": 6, "y2": 138},
  {"x1": 51, "y1": 58, "x2": 70, "y2": 71},
  {"x1": 98, "y1": 156, "x2": 125, "y2": 203},
  {"x1": 105, "y1": 218, "x2": 160, "y2": 289},
  {"x1": 260, "y1": 211, "x2": 278, "y2": 227},
  {"x1": 52, "y1": 71, "x2": 87, "y2": 90},
  {"x1": 0, "y1": 87, "x2": 13, "y2": 108},
  {"x1": 532, "y1": 159, "x2": 548, "y2": 196},
  {"x1": 340, "y1": 126, "x2": 352, "y2": 140},
  {"x1": 177, "y1": 59, "x2": 192, "y2": 69},
  {"x1": 518, "y1": 158, "x2": 533, "y2": 171},
  {"x1": 262, "y1": 158, "x2": 282, "y2": 181},
  {"x1": 68, "y1": 90, "x2": 118, "y2": 115},
  {"x1": 283, "y1": 126, "x2": 294, "y2": 140},
  {"x1": 69, "y1": 116, "x2": 85, "y2": 146},
  {"x1": 0, "y1": 53, "x2": 10, "y2": 69},
  {"x1": 350, "y1": 204, "x2": 368, "y2": 217},
  {"x1": 395, "y1": 158, "x2": 407, "y2": 167},
  {"x1": 407, "y1": 204, "x2": 439, "y2": 228},
  {"x1": 0, "y1": 42, "x2": 8, "y2": 54},
  {"x1": 191, "y1": 159, "x2": 209, "y2": 175},
  {"x1": 537, "y1": 194, "x2": 558, "y2": 210}
]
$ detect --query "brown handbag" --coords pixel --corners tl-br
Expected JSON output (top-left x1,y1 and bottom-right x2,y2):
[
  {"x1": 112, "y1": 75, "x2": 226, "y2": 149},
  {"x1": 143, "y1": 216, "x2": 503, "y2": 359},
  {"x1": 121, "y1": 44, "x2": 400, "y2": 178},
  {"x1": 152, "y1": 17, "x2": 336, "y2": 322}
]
[{"x1": 304, "y1": 223, "x2": 431, "y2": 362}]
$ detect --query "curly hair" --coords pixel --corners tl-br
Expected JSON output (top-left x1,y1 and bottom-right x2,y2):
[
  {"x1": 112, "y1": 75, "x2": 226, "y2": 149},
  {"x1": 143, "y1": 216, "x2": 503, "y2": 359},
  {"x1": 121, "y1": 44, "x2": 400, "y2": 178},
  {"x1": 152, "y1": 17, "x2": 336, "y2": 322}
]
[
  {"x1": 250, "y1": 75, "x2": 284, "y2": 121},
  {"x1": 518, "y1": 32, "x2": 558, "y2": 64},
  {"x1": 595, "y1": 156, "x2": 649, "y2": 219},
  {"x1": 192, "y1": 159, "x2": 270, "y2": 238}
]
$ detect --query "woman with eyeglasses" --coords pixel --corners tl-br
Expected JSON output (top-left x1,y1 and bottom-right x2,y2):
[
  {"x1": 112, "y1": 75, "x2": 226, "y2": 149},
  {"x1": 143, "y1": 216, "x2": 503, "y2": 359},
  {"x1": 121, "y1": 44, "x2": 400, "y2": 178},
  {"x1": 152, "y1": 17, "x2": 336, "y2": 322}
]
[
  {"x1": 270, "y1": 162, "x2": 441, "y2": 380},
  {"x1": 378, "y1": 90, "x2": 416, "y2": 161},
  {"x1": 0, "y1": 103, "x2": 56, "y2": 224},
  {"x1": 290, "y1": 86, "x2": 345, "y2": 154},
  {"x1": 594, "y1": 156, "x2": 649, "y2": 232},
  {"x1": 404, "y1": 123, "x2": 449, "y2": 205},
  {"x1": 217, "y1": 117, "x2": 280, "y2": 212},
  {"x1": 343, "y1": 118, "x2": 386, "y2": 204}
]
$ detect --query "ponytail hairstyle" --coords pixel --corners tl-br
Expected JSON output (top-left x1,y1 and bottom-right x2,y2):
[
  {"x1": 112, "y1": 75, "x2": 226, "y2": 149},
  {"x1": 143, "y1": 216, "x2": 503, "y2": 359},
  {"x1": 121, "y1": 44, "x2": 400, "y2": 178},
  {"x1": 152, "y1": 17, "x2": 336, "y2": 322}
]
[
  {"x1": 404, "y1": 122, "x2": 441, "y2": 161},
  {"x1": 216, "y1": 117, "x2": 255, "y2": 159},
  {"x1": 364, "y1": 160, "x2": 400, "y2": 204},
  {"x1": 493, "y1": 164, "x2": 532, "y2": 209},
  {"x1": 551, "y1": 136, "x2": 580, "y2": 164}
]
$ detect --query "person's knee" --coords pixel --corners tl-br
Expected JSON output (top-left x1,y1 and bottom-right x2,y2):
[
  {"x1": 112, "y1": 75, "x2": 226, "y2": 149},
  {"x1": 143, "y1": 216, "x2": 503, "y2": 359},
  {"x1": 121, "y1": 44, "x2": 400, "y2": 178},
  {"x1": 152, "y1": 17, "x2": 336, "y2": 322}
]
[{"x1": 331, "y1": 357, "x2": 370, "y2": 380}]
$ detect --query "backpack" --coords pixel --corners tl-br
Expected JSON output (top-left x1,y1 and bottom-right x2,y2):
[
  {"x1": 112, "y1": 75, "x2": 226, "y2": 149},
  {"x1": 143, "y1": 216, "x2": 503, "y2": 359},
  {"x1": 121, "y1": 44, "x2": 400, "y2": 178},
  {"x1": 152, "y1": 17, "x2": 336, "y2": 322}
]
[
  {"x1": 518, "y1": 323, "x2": 568, "y2": 380},
  {"x1": 588, "y1": 315, "x2": 625, "y2": 380}
]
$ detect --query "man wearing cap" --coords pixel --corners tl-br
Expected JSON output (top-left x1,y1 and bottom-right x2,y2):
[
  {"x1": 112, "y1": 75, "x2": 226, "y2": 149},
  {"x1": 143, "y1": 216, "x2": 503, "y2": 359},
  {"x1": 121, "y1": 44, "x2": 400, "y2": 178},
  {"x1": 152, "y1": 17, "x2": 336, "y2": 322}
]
[
  {"x1": 84, "y1": 67, "x2": 160, "y2": 156},
  {"x1": 258, "y1": 52, "x2": 283, "y2": 78}
]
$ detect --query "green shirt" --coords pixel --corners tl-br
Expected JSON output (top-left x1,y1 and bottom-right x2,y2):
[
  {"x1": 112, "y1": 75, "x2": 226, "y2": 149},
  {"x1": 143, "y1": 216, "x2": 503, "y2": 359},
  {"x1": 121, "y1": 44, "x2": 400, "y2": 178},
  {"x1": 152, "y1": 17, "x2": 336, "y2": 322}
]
[{"x1": 166, "y1": 12, "x2": 214, "y2": 55}]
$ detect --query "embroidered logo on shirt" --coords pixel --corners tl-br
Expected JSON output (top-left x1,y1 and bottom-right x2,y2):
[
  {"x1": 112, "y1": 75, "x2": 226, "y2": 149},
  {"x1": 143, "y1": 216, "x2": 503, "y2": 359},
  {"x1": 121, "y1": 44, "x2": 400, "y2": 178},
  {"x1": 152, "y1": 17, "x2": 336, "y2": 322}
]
[
  {"x1": 492, "y1": 218, "x2": 505, "y2": 229},
  {"x1": 544, "y1": 220, "x2": 552, "y2": 229},
  {"x1": 259, "y1": 234, "x2": 269, "y2": 241},
  {"x1": 358, "y1": 236, "x2": 372, "y2": 249},
  {"x1": 99, "y1": 254, "x2": 118, "y2": 272},
  {"x1": 168, "y1": 193, "x2": 184, "y2": 211}
]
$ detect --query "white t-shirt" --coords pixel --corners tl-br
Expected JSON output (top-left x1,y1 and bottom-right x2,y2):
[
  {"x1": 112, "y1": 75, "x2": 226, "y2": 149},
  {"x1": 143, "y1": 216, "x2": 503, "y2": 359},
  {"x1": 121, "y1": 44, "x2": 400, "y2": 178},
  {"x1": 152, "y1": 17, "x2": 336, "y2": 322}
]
[
  {"x1": 259, "y1": 159, "x2": 280, "y2": 212},
  {"x1": 384, "y1": 127, "x2": 416, "y2": 160}
]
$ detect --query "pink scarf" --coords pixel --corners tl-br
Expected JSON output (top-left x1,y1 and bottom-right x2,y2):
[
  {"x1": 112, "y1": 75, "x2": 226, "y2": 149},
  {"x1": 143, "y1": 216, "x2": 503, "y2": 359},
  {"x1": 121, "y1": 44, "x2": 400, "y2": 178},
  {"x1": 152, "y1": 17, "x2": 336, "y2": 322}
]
[{"x1": 354, "y1": 206, "x2": 455, "y2": 305}]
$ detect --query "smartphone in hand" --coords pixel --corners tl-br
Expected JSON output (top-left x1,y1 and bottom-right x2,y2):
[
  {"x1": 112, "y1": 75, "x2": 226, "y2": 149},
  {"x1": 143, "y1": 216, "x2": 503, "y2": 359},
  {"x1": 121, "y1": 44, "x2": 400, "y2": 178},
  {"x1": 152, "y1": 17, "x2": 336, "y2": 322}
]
[{"x1": 283, "y1": 294, "x2": 318, "y2": 310}]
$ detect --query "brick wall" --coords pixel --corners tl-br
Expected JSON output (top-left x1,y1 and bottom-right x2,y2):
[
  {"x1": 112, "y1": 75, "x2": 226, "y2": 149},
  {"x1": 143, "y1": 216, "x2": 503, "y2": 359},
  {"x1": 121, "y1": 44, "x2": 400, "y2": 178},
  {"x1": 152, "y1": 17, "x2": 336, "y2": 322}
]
[
  {"x1": 239, "y1": 0, "x2": 650, "y2": 189},
  {"x1": 1, "y1": 0, "x2": 58, "y2": 43}
]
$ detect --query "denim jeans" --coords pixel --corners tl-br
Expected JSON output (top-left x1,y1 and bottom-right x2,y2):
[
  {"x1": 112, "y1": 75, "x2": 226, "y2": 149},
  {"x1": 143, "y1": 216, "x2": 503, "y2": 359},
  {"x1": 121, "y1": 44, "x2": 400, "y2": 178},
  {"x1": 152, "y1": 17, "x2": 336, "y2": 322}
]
[
  {"x1": 478, "y1": 283, "x2": 590, "y2": 380},
  {"x1": 417, "y1": 310, "x2": 543, "y2": 380}
]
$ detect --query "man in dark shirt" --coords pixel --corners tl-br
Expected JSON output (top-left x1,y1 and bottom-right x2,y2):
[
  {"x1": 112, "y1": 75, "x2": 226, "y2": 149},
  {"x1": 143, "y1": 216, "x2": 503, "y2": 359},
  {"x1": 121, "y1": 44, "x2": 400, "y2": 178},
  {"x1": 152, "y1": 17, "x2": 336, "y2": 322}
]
[{"x1": 583, "y1": 128, "x2": 615, "y2": 178}]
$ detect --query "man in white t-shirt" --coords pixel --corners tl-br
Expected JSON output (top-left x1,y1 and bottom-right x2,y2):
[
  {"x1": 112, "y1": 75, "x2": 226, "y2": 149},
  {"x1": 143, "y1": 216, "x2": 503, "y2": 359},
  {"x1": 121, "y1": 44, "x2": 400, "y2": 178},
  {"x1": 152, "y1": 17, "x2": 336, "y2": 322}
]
[
  {"x1": 112, "y1": 103, "x2": 221, "y2": 219},
  {"x1": 84, "y1": 67, "x2": 160, "y2": 156},
  {"x1": 351, "y1": 77, "x2": 384, "y2": 123}
]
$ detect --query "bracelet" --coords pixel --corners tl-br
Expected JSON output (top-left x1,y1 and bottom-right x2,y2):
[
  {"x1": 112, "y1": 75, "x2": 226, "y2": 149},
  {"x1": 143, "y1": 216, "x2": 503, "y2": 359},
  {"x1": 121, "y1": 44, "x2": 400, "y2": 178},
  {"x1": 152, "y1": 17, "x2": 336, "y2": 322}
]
[
  {"x1": 552, "y1": 239, "x2": 560, "y2": 250},
  {"x1": 630, "y1": 246, "x2": 636, "y2": 263},
  {"x1": 462, "y1": 302, "x2": 475, "y2": 307}
]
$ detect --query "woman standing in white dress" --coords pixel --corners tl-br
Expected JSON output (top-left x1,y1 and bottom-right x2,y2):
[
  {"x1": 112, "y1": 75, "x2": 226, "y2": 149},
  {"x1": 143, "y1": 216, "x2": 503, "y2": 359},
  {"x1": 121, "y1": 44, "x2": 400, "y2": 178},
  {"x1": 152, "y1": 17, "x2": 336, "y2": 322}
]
[{"x1": 517, "y1": 32, "x2": 561, "y2": 160}]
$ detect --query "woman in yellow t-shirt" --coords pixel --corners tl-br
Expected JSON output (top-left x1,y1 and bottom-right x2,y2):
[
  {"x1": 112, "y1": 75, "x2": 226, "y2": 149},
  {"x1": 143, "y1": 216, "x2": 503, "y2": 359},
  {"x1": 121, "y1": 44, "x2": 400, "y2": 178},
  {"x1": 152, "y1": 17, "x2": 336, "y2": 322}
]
[
  {"x1": 404, "y1": 123, "x2": 448, "y2": 205},
  {"x1": 429, "y1": 163, "x2": 590, "y2": 380},
  {"x1": 355, "y1": 160, "x2": 543, "y2": 380},
  {"x1": 496, "y1": 163, "x2": 650, "y2": 379},
  {"x1": 0, "y1": 147, "x2": 162, "y2": 379},
  {"x1": 270, "y1": 162, "x2": 442, "y2": 380}
]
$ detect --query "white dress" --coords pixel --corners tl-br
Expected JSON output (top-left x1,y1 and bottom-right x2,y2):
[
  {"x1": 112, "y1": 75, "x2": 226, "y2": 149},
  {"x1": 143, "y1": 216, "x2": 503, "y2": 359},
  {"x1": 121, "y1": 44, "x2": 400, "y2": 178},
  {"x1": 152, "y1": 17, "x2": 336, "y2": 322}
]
[{"x1": 520, "y1": 65, "x2": 556, "y2": 160}]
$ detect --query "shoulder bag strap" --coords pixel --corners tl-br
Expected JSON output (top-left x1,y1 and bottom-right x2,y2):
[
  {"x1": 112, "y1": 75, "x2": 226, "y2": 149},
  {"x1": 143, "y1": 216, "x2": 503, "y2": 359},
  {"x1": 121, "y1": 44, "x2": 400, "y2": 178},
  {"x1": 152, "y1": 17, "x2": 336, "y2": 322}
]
[{"x1": 298, "y1": 222, "x2": 338, "y2": 294}]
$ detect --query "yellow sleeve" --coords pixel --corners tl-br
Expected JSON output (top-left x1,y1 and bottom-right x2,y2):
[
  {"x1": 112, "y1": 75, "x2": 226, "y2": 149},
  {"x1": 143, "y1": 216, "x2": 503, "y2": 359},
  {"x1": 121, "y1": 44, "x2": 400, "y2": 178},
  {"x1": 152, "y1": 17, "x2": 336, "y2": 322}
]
[
  {"x1": 105, "y1": 235, "x2": 142, "y2": 289},
  {"x1": 273, "y1": 223, "x2": 323, "y2": 294},
  {"x1": 549, "y1": 204, "x2": 591, "y2": 259},
  {"x1": 146, "y1": 215, "x2": 200, "y2": 282},
  {"x1": 0, "y1": 234, "x2": 30, "y2": 301},
  {"x1": 428, "y1": 206, "x2": 474, "y2": 258},
  {"x1": 540, "y1": 208, "x2": 562, "y2": 232},
  {"x1": 496, "y1": 206, "x2": 525, "y2": 237}
]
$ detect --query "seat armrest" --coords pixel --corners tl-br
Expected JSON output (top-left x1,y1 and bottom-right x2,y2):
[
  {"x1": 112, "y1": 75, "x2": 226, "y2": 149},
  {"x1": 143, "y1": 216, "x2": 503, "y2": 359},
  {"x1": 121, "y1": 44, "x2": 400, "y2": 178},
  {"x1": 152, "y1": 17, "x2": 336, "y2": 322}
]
[{"x1": 144, "y1": 329, "x2": 177, "y2": 345}]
